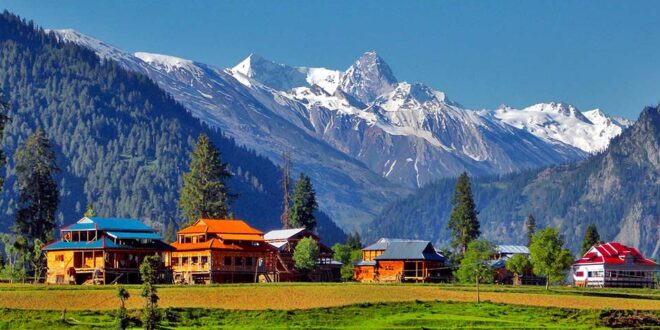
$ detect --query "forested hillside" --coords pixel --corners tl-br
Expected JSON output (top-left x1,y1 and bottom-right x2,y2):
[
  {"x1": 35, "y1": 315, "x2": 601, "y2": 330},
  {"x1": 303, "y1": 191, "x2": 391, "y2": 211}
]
[
  {"x1": 368, "y1": 106, "x2": 660, "y2": 258},
  {"x1": 0, "y1": 12, "x2": 344, "y2": 243}
]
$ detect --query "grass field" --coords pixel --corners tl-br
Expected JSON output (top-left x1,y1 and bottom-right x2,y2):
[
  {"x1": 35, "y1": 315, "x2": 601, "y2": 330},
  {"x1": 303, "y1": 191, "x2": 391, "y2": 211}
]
[
  {"x1": 0, "y1": 300, "x2": 641, "y2": 329},
  {"x1": 0, "y1": 283, "x2": 658, "y2": 329},
  {"x1": 0, "y1": 283, "x2": 657, "y2": 311}
]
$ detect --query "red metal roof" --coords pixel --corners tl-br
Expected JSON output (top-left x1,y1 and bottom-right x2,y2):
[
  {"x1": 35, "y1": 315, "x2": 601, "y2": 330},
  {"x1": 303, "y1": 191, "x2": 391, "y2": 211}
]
[{"x1": 574, "y1": 242, "x2": 658, "y2": 266}]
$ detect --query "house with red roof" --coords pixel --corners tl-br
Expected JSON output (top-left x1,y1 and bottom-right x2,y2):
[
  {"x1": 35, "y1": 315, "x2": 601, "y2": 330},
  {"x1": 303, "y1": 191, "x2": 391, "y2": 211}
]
[
  {"x1": 170, "y1": 219, "x2": 277, "y2": 284},
  {"x1": 573, "y1": 242, "x2": 658, "y2": 288}
]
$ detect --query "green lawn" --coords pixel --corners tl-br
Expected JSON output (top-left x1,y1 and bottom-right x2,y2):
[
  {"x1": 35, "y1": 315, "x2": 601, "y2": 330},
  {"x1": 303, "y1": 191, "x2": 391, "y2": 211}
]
[{"x1": 0, "y1": 300, "x2": 629, "y2": 329}]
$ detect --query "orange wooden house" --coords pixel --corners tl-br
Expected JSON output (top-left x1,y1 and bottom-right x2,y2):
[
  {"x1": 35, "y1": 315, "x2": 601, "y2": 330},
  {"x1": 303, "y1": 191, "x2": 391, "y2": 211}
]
[
  {"x1": 354, "y1": 238, "x2": 446, "y2": 283},
  {"x1": 43, "y1": 217, "x2": 173, "y2": 285},
  {"x1": 170, "y1": 219, "x2": 277, "y2": 284}
]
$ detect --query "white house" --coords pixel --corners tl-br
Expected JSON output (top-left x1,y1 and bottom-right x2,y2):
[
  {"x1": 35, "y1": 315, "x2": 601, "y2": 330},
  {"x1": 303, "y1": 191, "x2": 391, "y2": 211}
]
[{"x1": 573, "y1": 242, "x2": 658, "y2": 288}]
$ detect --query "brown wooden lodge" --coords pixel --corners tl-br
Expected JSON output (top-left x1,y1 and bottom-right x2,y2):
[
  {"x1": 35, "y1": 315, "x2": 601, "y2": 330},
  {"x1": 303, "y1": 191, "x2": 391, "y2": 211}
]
[
  {"x1": 43, "y1": 217, "x2": 173, "y2": 285},
  {"x1": 354, "y1": 238, "x2": 448, "y2": 283}
]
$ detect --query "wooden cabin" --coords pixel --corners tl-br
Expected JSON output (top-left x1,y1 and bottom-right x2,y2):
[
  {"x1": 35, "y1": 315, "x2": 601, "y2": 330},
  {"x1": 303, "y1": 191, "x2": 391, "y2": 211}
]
[
  {"x1": 170, "y1": 219, "x2": 277, "y2": 284},
  {"x1": 490, "y1": 245, "x2": 544, "y2": 285},
  {"x1": 264, "y1": 228, "x2": 341, "y2": 282},
  {"x1": 573, "y1": 242, "x2": 658, "y2": 288},
  {"x1": 354, "y1": 238, "x2": 446, "y2": 283},
  {"x1": 43, "y1": 217, "x2": 173, "y2": 285}
]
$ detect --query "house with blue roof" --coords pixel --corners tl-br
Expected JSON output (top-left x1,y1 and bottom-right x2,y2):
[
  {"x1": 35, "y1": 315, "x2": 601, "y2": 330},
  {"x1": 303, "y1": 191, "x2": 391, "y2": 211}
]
[
  {"x1": 43, "y1": 217, "x2": 173, "y2": 284},
  {"x1": 354, "y1": 238, "x2": 448, "y2": 283}
]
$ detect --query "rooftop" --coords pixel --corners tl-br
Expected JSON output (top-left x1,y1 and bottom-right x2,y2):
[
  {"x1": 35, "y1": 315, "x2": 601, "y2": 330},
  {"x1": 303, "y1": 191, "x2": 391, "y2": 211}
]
[
  {"x1": 178, "y1": 219, "x2": 264, "y2": 236},
  {"x1": 264, "y1": 228, "x2": 306, "y2": 241},
  {"x1": 62, "y1": 217, "x2": 154, "y2": 232},
  {"x1": 575, "y1": 242, "x2": 658, "y2": 266}
]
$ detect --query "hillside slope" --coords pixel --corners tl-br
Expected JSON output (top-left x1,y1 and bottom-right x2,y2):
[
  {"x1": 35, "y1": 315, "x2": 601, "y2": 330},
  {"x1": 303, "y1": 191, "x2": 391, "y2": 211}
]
[
  {"x1": 0, "y1": 12, "x2": 345, "y2": 243},
  {"x1": 369, "y1": 106, "x2": 660, "y2": 258}
]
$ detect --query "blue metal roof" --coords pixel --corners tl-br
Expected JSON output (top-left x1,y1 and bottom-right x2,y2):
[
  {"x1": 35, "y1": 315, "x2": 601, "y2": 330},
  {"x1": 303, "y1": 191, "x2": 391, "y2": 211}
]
[
  {"x1": 374, "y1": 241, "x2": 444, "y2": 261},
  {"x1": 63, "y1": 217, "x2": 154, "y2": 232},
  {"x1": 107, "y1": 231, "x2": 162, "y2": 240},
  {"x1": 43, "y1": 236, "x2": 174, "y2": 251}
]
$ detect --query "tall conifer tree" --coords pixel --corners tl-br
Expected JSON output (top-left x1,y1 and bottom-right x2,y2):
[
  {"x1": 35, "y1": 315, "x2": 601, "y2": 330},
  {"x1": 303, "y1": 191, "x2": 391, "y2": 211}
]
[
  {"x1": 0, "y1": 97, "x2": 9, "y2": 188},
  {"x1": 581, "y1": 224, "x2": 601, "y2": 254},
  {"x1": 289, "y1": 172, "x2": 318, "y2": 231},
  {"x1": 525, "y1": 214, "x2": 536, "y2": 246},
  {"x1": 447, "y1": 171, "x2": 480, "y2": 255},
  {"x1": 14, "y1": 128, "x2": 59, "y2": 251},
  {"x1": 179, "y1": 134, "x2": 233, "y2": 226}
]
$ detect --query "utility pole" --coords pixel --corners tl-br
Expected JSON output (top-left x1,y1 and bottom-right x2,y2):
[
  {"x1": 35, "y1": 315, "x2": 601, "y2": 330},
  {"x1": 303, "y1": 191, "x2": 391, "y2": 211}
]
[{"x1": 280, "y1": 151, "x2": 292, "y2": 229}]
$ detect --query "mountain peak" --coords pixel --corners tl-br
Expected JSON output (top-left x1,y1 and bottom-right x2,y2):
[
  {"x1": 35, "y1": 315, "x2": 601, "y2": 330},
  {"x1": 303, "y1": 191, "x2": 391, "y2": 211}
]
[
  {"x1": 230, "y1": 53, "x2": 309, "y2": 90},
  {"x1": 338, "y1": 51, "x2": 398, "y2": 104},
  {"x1": 134, "y1": 52, "x2": 199, "y2": 73}
]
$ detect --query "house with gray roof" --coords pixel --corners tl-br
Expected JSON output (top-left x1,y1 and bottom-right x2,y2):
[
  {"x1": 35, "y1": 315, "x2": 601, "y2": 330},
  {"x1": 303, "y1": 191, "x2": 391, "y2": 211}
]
[{"x1": 355, "y1": 238, "x2": 448, "y2": 283}]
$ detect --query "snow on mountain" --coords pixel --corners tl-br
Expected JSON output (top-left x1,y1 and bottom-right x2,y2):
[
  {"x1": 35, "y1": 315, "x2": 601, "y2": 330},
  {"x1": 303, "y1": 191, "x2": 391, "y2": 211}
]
[
  {"x1": 230, "y1": 54, "x2": 341, "y2": 94},
  {"x1": 338, "y1": 51, "x2": 398, "y2": 104},
  {"x1": 51, "y1": 28, "x2": 630, "y2": 229},
  {"x1": 50, "y1": 29, "x2": 405, "y2": 230},
  {"x1": 495, "y1": 102, "x2": 631, "y2": 153}
]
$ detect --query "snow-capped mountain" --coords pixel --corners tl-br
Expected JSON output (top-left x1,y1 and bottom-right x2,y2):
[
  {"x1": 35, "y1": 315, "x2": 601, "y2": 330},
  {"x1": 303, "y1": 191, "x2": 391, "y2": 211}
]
[
  {"x1": 495, "y1": 102, "x2": 632, "y2": 153},
  {"x1": 49, "y1": 28, "x2": 631, "y2": 230}
]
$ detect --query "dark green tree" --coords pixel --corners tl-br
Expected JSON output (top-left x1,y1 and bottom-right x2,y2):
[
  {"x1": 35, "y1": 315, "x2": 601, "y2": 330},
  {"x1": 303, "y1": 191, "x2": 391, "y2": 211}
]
[
  {"x1": 179, "y1": 134, "x2": 233, "y2": 226},
  {"x1": 525, "y1": 214, "x2": 536, "y2": 246},
  {"x1": 0, "y1": 97, "x2": 9, "y2": 189},
  {"x1": 346, "y1": 232, "x2": 362, "y2": 250},
  {"x1": 139, "y1": 255, "x2": 161, "y2": 330},
  {"x1": 116, "y1": 286, "x2": 130, "y2": 330},
  {"x1": 84, "y1": 203, "x2": 96, "y2": 217},
  {"x1": 14, "y1": 128, "x2": 59, "y2": 252},
  {"x1": 289, "y1": 173, "x2": 318, "y2": 231},
  {"x1": 447, "y1": 172, "x2": 480, "y2": 255},
  {"x1": 293, "y1": 236, "x2": 319, "y2": 273},
  {"x1": 581, "y1": 224, "x2": 600, "y2": 254}
]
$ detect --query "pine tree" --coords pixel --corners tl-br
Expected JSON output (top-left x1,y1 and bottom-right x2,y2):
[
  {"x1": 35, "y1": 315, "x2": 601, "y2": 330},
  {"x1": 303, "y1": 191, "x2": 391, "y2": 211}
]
[
  {"x1": 581, "y1": 224, "x2": 601, "y2": 254},
  {"x1": 14, "y1": 128, "x2": 59, "y2": 252},
  {"x1": 84, "y1": 203, "x2": 96, "y2": 217},
  {"x1": 447, "y1": 172, "x2": 480, "y2": 255},
  {"x1": 280, "y1": 151, "x2": 292, "y2": 229},
  {"x1": 179, "y1": 134, "x2": 233, "y2": 226},
  {"x1": 289, "y1": 172, "x2": 318, "y2": 231},
  {"x1": 0, "y1": 97, "x2": 9, "y2": 189},
  {"x1": 525, "y1": 214, "x2": 536, "y2": 246},
  {"x1": 346, "y1": 232, "x2": 362, "y2": 250},
  {"x1": 139, "y1": 255, "x2": 161, "y2": 330}
]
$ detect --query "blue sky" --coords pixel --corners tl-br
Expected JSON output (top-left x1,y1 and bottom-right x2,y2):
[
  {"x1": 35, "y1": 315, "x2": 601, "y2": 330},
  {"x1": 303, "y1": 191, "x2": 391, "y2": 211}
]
[{"x1": 4, "y1": 1, "x2": 660, "y2": 119}]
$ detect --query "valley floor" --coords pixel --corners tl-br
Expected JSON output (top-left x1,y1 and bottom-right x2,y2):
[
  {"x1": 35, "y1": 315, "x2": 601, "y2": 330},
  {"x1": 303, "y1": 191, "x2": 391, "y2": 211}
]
[{"x1": 0, "y1": 283, "x2": 658, "y2": 329}]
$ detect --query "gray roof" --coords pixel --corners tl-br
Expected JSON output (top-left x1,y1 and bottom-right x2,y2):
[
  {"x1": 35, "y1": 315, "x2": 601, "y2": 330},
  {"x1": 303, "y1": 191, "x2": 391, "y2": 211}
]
[
  {"x1": 355, "y1": 259, "x2": 376, "y2": 266},
  {"x1": 363, "y1": 238, "x2": 428, "y2": 251},
  {"x1": 264, "y1": 228, "x2": 306, "y2": 241},
  {"x1": 496, "y1": 245, "x2": 530, "y2": 254},
  {"x1": 374, "y1": 241, "x2": 444, "y2": 261}
]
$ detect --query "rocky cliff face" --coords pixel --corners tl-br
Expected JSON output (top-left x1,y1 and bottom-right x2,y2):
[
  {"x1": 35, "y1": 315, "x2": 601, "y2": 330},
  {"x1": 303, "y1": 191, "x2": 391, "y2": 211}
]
[{"x1": 371, "y1": 106, "x2": 660, "y2": 258}]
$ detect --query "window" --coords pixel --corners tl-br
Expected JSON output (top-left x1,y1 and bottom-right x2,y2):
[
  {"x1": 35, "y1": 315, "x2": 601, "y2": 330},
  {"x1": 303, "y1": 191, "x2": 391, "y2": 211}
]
[
  {"x1": 575, "y1": 271, "x2": 584, "y2": 277},
  {"x1": 224, "y1": 256, "x2": 232, "y2": 266},
  {"x1": 182, "y1": 257, "x2": 188, "y2": 265},
  {"x1": 191, "y1": 256, "x2": 198, "y2": 265},
  {"x1": 172, "y1": 257, "x2": 179, "y2": 266},
  {"x1": 201, "y1": 256, "x2": 208, "y2": 266},
  {"x1": 55, "y1": 254, "x2": 64, "y2": 262},
  {"x1": 246, "y1": 257, "x2": 253, "y2": 266},
  {"x1": 236, "y1": 257, "x2": 244, "y2": 266}
]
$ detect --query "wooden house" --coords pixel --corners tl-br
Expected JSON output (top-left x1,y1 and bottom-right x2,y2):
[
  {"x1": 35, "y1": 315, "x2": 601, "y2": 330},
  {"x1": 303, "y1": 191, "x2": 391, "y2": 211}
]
[
  {"x1": 264, "y1": 228, "x2": 340, "y2": 282},
  {"x1": 43, "y1": 217, "x2": 173, "y2": 285},
  {"x1": 489, "y1": 245, "x2": 544, "y2": 285},
  {"x1": 573, "y1": 242, "x2": 658, "y2": 288},
  {"x1": 170, "y1": 219, "x2": 277, "y2": 284},
  {"x1": 354, "y1": 238, "x2": 446, "y2": 283}
]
